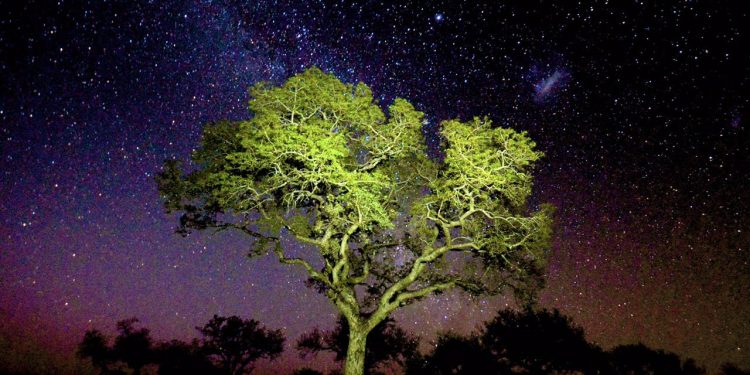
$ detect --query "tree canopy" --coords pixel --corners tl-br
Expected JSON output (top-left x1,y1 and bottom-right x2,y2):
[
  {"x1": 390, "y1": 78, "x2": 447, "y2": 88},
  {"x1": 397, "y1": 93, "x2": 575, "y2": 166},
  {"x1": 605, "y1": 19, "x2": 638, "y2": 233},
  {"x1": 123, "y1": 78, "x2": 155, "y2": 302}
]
[
  {"x1": 77, "y1": 315, "x2": 280, "y2": 375},
  {"x1": 156, "y1": 67, "x2": 553, "y2": 375},
  {"x1": 481, "y1": 308, "x2": 600, "y2": 373},
  {"x1": 406, "y1": 308, "x2": 707, "y2": 375},
  {"x1": 77, "y1": 318, "x2": 154, "y2": 375},
  {"x1": 197, "y1": 315, "x2": 285, "y2": 375},
  {"x1": 113, "y1": 318, "x2": 153, "y2": 375}
]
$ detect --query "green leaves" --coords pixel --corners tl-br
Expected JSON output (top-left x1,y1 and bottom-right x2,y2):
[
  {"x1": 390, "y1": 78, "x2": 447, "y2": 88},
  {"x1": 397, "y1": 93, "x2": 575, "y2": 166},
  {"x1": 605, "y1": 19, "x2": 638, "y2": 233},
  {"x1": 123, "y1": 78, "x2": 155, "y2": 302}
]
[
  {"x1": 156, "y1": 66, "x2": 554, "y2": 316},
  {"x1": 439, "y1": 117, "x2": 543, "y2": 212}
]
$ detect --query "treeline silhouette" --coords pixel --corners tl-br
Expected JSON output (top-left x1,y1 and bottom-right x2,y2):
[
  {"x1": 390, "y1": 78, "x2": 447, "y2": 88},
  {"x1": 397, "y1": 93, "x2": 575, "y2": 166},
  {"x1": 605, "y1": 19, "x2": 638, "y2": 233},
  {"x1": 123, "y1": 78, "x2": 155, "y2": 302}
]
[
  {"x1": 77, "y1": 315, "x2": 283, "y2": 375},
  {"x1": 403, "y1": 308, "x2": 717, "y2": 375},
  {"x1": 75, "y1": 310, "x2": 750, "y2": 375}
]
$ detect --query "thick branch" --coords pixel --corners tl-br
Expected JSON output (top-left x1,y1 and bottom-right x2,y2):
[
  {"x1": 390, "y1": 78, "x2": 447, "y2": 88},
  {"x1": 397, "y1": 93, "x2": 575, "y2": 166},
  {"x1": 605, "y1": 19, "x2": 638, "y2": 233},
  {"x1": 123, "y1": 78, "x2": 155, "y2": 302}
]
[
  {"x1": 375, "y1": 218, "x2": 485, "y2": 316},
  {"x1": 215, "y1": 222, "x2": 275, "y2": 240},
  {"x1": 332, "y1": 223, "x2": 359, "y2": 285},
  {"x1": 272, "y1": 245, "x2": 331, "y2": 288},
  {"x1": 348, "y1": 258, "x2": 370, "y2": 285},
  {"x1": 391, "y1": 280, "x2": 456, "y2": 307}
]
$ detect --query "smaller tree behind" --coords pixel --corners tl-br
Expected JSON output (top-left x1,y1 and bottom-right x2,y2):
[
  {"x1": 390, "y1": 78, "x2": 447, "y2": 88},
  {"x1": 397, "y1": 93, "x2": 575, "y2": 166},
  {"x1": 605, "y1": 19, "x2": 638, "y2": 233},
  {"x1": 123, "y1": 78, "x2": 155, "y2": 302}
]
[
  {"x1": 77, "y1": 329, "x2": 112, "y2": 374},
  {"x1": 608, "y1": 343, "x2": 707, "y2": 375},
  {"x1": 155, "y1": 339, "x2": 221, "y2": 375},
  {"x1": 197, "y1": 315, "x2": 285, "y2": 375},
  {"x1": 405, "y1": 332, "x2": 500, "y2": 375},
  {"x1": 481, "y1": 308, "x2": 601, "y2": 374},
  {"x1": 113, "y1": 318, "x2": 153, "y2": 375},
  {"x1": 720, "y1": 363, "x2": 750, "y2": 375},
  {"x1": 77, "y1": 318, "x2": 154, "y2": 375},
  {"x1": 297, "y1": 315, "x2": 418, "y2": 374}
]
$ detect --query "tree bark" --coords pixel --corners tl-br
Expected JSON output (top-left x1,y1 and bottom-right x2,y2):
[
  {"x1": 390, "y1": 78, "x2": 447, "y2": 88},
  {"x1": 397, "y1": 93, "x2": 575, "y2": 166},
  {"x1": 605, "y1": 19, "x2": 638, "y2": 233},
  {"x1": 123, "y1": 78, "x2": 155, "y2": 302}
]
[{"x1": 343, "y1": 327, "x2": 368, "y2": 375}]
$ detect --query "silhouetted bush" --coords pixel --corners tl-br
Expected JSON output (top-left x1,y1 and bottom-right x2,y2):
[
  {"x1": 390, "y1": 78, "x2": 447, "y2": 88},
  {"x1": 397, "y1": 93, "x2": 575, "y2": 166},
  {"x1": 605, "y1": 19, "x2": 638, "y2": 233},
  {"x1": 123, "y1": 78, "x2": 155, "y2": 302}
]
[
  {"x1": 292, "y1": 368, "x2": 325, "y2": 375},
  {"x1": 719, "y1": 362, "x2": 750, "y2": 375},
  {"x1": 406, "y1": 308, "x2": 706, "y2": 375},
  {"x1": 112, "y1": 318, "x2": 153, "y2": 375},
  {"x1": 481, "y1": 307, "x2": 602, "y2": 374},
  {"x1": 154, "y1": 339, "x2": 221, "y2": 375},
  {"x1": 78, "y1": 315, "x2": 284, "y2": 375},
  {"x1": 405, "y1": 332, "x2": 500, "y2": 375},
  {"x1": 197, "y1": 315, "x2": 285, "y2": 374}
]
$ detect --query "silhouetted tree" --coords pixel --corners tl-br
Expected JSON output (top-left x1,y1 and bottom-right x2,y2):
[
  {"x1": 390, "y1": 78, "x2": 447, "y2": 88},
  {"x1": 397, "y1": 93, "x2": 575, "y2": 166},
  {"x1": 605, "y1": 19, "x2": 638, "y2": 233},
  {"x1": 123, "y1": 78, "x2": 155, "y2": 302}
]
[
  {"x1": 681, "y1": 359, "x2": 707, "y2": 375},
  {"x1": 292, "y1": 368, "x2": 325, "y2": 375},
  {"x1": 720, "y1": 363, "x2": 750, "y2": 375},
  {"x1": 112, "y1": 318, "x2": 153, "y2": 375},
  {"x1": 405, "y1": 308, "x2": 707, "y2": 375},
  {"x1": 608, "y1": 343, "x2": 705, "y2": 375},
  {"x1": 157, "y1": 67, "x2": 553, "y2": 375},
  {"x1": 406, "y1": 308, "x2": 609, "y2": 374},
  {"x1": 77, "y1": 329, "x2": 112, "y2": 374},
  {"x1": 197, "y1": 315, "x2": 284, "y2": 374},
  {"x1": 78, "y1": 319, "x2": 156, "y2": 375},
  {"x1": 297, "y1": 315, "x2": 418, "y2": 374},
  {"x1": 405, "y1": 332, "x2": 501, "y2": 375},
  {"x1": 154, "y1": 339, "x2": 220, "y2": 375},
  {"x1": 481, "y1": 308, "x2": 601, "y2": 374}
]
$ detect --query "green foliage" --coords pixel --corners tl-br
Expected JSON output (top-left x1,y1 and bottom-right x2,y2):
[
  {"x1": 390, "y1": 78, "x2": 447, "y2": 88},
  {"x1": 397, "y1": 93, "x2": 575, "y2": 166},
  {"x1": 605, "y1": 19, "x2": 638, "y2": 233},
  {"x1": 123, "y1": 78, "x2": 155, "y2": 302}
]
[
  {"x1": 157, "y1": 66, "x2": 553, "y2": 375},
  {"x1": 439, "y1": 117, "x2": 541, "y2": 210}
]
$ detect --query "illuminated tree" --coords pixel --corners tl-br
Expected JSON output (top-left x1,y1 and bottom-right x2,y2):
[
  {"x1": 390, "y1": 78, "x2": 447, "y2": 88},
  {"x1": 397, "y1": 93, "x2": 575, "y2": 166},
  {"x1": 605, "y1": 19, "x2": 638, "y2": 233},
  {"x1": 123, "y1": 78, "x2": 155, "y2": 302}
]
[{"x1": 157, "y1": 67, "x2": 553, "y2": 375}]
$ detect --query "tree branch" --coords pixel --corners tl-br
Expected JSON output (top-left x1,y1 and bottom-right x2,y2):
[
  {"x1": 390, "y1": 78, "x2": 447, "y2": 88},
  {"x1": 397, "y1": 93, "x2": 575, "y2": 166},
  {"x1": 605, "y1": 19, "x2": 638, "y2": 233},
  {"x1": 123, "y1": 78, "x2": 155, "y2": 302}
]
[
  {"x1": 391, "y1": 280, "x2": 456, "y2": 308},
  {"x1": 214, "y1": 222, "x2": 275, "y2": 240},
  {"x1": 272, "y1": 245, "x2": 331, "y2": 289},
  {"x1": 348, "y1": 258, "x2": 370, "y2": 285}
]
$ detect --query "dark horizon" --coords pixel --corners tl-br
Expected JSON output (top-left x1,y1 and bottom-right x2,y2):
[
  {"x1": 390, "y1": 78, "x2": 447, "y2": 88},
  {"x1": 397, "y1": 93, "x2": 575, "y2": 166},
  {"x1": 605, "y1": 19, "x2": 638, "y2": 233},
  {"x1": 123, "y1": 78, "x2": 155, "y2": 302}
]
[{"x1": 1, "y1": 0, "x2": 748, "y2": 374}]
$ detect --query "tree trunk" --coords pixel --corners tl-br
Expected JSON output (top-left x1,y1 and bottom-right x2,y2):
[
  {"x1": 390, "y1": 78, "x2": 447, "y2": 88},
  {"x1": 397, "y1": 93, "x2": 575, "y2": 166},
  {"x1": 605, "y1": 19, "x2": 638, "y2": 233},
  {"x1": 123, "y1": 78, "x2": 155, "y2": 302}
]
[{"x1": 343, "y1": 327, "x2": 368, "y2": 375}]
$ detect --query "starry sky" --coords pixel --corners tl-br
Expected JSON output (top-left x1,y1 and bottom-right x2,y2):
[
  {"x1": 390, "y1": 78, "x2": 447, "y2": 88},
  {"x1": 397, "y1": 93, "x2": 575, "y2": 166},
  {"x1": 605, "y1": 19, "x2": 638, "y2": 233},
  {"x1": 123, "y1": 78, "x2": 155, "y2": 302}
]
[{"x1": 1, "y1": 0, "x2": 749, "y2": 373}]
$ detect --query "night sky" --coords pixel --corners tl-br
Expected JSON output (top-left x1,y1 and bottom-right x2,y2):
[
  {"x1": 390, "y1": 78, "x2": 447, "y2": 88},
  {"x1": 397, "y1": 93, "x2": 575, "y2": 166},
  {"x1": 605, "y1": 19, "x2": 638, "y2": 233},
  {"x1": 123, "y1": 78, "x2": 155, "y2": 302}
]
[{"x1": 1, "y1": 0, "x2": 749, "y2": 373}]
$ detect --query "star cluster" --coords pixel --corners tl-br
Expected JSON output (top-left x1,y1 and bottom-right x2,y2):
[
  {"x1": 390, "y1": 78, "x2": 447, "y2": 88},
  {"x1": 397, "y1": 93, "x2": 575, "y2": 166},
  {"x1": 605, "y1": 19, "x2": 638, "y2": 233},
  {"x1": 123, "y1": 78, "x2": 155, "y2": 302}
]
[{"x1": 1, "y1": 0, "x2": 748, "y2": 373}]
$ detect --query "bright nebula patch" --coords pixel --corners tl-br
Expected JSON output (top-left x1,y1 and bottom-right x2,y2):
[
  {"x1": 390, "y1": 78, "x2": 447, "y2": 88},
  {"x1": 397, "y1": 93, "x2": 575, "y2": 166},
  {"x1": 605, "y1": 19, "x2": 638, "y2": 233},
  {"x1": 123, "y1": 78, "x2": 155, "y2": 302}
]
[{"x1": 533, "y1": 69, "x2": 569, "y2": 102}]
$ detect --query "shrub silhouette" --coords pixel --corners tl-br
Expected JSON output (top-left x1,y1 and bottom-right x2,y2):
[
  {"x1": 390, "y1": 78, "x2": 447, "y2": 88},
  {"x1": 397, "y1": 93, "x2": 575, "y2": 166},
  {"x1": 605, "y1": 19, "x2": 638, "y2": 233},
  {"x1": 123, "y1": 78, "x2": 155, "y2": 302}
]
[
  {"x1": 78, "y1": 315, "x2": 284, "y2": 375},
  {"x1": 112, "y1": 318, "x2": 153, "y2": 375},
  {"x1": 406, "y1": 308, "x2": 706, "y2": 375},
  {"x1": 154, "y1": 339, "x2": 220, "y2": 375},
  {"x1": 197, "y1": 315, "x2": 285, "y2": 374},
  {"x1": 405, "y1": 332, "x2": 500, "y2": 375}
]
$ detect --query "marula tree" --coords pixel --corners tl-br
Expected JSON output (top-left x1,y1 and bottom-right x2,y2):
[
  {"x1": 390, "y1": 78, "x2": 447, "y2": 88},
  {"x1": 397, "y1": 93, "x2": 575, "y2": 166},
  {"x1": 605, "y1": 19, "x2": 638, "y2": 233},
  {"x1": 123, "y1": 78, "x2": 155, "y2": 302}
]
[{"x1": 157, "y1": 67, "x2": 553, "y2": 375}]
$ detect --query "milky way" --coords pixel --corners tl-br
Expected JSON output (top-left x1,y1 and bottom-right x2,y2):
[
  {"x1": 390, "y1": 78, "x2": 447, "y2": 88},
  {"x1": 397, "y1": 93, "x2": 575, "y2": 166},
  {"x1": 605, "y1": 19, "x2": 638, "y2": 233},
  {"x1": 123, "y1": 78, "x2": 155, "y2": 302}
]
[{"x1": 1, "y1": 1, "x2": 748, "y2": 373}]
